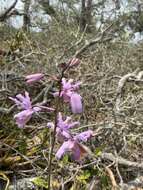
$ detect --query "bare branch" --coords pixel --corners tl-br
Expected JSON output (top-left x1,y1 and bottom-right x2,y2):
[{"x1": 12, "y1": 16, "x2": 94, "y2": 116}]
[
  {"x1": 0, "y1": 0, "x2": 18, "y2": 22},
  {"x1": 101, "y1": 152, "x2": 143, "y2": 169},
  {"x1": 74, "y1": 24, "x2": 113, "y2": 57},
  {"x1": 0, "y1": 105, "x2": 15, "y2": 114},
  {"x1": 105, "y1": 167, "x2": 118, "y2": 189},
  {"x1": 115, "y1": 69, "x2": 142, "y2": 112}
]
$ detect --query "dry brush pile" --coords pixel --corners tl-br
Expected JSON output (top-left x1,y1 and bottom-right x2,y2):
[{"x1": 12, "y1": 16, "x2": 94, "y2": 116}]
[{"x1": 0, "y1": 24, "x2": 143, "y2": 190}]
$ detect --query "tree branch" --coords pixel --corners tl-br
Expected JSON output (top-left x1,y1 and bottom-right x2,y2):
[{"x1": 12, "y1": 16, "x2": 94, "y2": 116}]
[
  {"x1": 74, "y1": 23, "x2": 113, "y2": 57},
  {"x1": 0, "y1": 0, "x2": 18, "y2": 22},
  {"x1": 101, "y1": 152, "x2": 143, "y2": 169}
]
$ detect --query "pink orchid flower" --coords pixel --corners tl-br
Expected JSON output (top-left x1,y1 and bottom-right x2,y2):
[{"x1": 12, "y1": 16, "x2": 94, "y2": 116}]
[
  {"x1": 56, "y1": 129, "x2": 93, "y2": 160},
  {"x1": 56, "y1": 140, "x2": 88, "y2": 160},
  {"x1": 9, "y1": 91, "x2": 32, "y2": 110},
  {"x1": 54, "y1": 78, "x2": 82, "y2": 113},
  {"x1": 47, "y1": 112, "x2": 79, "y2": 142},
  {"x1": 57, "y1": 112, "x2": 80, "y2": 130},
  {"x1": 25, "y1": 73, "x2": 44, "y2": 84},
  {"x1": 10, "y1": 91, "x2": 53, "y2": 128},
  {"x1": 48, "y1": 113, "x2": 93, "y2": 161}
]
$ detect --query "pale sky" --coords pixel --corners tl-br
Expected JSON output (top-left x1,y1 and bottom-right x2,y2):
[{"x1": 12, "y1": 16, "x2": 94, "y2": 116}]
[
  {"x1": 0, "y1": 0, "x2": 143, "y2": 42},
  {"x1": 0, "y1": 0, "x2": 23, "y2": 11},
  {"x1": 0, "y1": 0, "x2": 24, "y2": 27}
]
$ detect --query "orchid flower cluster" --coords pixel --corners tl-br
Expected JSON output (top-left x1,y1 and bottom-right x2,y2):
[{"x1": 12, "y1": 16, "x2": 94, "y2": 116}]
[
  {"x1": 10, "y1": 58, "x2": 93, "y2": 161},
  {"x1": 48, "y1": 112, "x2": 93, "y2": 161},
  {"x1": 54, "y1": 78, "x2": 82, "y2": 113},
  {"x1": 9, "y1": 91, "x2": 41, "y2": 128},
  {"x1": 9, "y1": 73, "x2": 52, "y2": 128}
]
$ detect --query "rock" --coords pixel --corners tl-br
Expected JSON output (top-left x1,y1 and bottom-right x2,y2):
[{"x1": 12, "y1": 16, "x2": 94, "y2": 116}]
[{"x1": 8, "y1": 178, "x2": 35, "y2": 190}]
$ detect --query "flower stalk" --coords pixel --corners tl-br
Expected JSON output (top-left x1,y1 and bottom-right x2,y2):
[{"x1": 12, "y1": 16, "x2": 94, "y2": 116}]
[
  {"x1": 9, "y1": 59, "x2": 93, "y2": 190},
  {"x1": 47, "y1": 67, "x2": 66, "y2": 190}
]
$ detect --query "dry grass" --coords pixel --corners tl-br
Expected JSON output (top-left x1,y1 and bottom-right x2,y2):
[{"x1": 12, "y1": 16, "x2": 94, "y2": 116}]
[{"x1": 0, "y1": 23, "x2": 143, "y2": 189}]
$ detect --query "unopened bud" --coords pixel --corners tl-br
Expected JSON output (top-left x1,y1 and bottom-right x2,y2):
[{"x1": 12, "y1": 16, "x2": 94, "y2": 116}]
[{"x1": 68, "y1": 58, "x2": 80, "y2": 68}]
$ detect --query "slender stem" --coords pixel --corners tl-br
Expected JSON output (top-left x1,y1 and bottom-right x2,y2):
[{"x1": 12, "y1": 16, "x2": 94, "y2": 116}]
[
  {"x1": 47, "y1": 62, "x2": 71, "y2": 189},
  {"x1": 47, "y1": 97, "x2": 59, "y2": 190},
  {"x1": 48, "y1": 70, "x2": 66, "y2": 189}
]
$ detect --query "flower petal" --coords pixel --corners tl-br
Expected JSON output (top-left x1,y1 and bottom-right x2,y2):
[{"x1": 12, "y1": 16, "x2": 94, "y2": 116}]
[
  {"x1": 10, "y1": 91, "x2": 32, "y2": 110},
  {"x1": 68, "y1": 121, "x2": 80, "y2": 129},
  {"x1": 68, "y1": 58, "x2": 80, "y2": 68},
  {"x1": 47, "y1": 122, "x2": 54, "y2": 129},
  {"x1": 25, "y1": 73, "x2": 44, "y2": 84},
  {"x1": 36, "y1": 105, "x2": 54, "y2": 112},
  {"x1": 56, "y1": 140, "x2": 74, "y2": 159},
  {"x1": 53, "y1": 92, "x2": 60, "y2": 97},
  {"x1": 70, "y1": 93, "x2": 82, "y2": 113},
  {"x1": 32, "y1": 106, "x2": 41, "y2": 112},
  {"x1": 74, "y1": 130, "x2": 93, "y2": 142},
  {"x1": 57, "y1": 112, "x2": 79, "y2": 130},
  {"x1": 62, "y1": 78, "x2": 73, "y2": 90},
  {"x1": 56, "y1": 140, "x2": 88, "y2": 161},
  {"x1": 9, "y1": 97, "x2": 22, "y2": 107},
  {"x1": 14, "y1": 109, "x2": 33, "y2": 128},
  {"x1": 72, "y1": 143, "x2": 88, "y2": 161},
  {"x1": 72, "y1": 81, "x2": 82, "y2": 90}
]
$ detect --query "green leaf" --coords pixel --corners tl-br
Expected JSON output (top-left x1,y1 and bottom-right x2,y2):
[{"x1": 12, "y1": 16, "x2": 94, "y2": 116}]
[
  {"x1": 31, "y1": 177, "x2": 48, "y2": 189},
  {"x1": 76, "y1": 170, "x2": 91, "y2": 185},
  {"x1": 94, "y1": 147, "x2": 103, "y2": 156}
]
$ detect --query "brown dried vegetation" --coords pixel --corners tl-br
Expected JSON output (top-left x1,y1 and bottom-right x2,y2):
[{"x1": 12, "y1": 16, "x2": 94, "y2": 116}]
[{"x1": 0, "y1": 24, "x2": 143, "y2": 189}]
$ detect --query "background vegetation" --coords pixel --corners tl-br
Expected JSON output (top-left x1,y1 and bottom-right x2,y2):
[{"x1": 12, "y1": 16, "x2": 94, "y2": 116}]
[{"x1": 0, "y1": 0, "x2": 143, "y2": 189}]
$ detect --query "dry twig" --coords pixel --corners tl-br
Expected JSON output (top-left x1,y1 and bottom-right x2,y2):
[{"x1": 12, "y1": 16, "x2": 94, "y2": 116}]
[
  {"x1": 115, "y1": 69, "x2": 141, "y2": 112},
  {"x1": 0, "y1": 0, "x2": 18, "y2": 22},
  {"x1": 74, "y1": 24, "x2": 113, "y2": 57},
  {"x1": 101, "y1": 153, "x2": 143, "y2": 169},
  {"x1": 105, "y1": 167, "x2": 118, "y2": 190}
]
